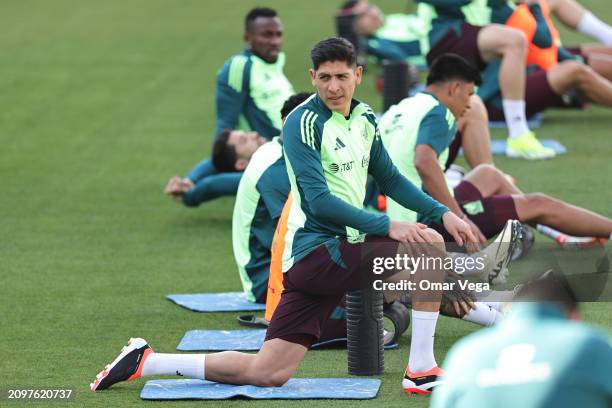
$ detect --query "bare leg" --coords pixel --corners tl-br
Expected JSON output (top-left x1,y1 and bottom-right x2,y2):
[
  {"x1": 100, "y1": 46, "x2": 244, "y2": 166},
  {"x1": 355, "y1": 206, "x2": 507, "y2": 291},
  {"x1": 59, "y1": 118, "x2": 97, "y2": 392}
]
[
  {"x1": 456, "y1": 95, "x2": 493, "y2": 167},
  {"x1": 513, "y1": 193, "x2": 612, "y2": 238},
  {"x1": 206, "y1": 338, "x2": 307, "y2": 387},
  {"x1": 477, "y1": 25, "x2": 527, "y2": 101},
  {"x1": 585, "y1": 52, "x2": 612, "y2": 81},
  {"x1": 548, "y1": 60, "x2": 612, "y2": 106},
  {"x1": 546, "y1": 0, "x2": 584, "y2": 29},
  {"x1": 462, "y1": 164, "x2": 522, "y2": 197}
]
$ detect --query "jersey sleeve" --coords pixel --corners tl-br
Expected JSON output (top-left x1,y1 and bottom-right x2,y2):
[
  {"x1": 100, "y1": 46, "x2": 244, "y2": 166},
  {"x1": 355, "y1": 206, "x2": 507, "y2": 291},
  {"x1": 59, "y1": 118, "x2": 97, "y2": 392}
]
[
  {"x1": 283, "y1": 110, "x2": 390, "y2": 236},
  {"x1": 529, "y1": 4, "x2": 553, "y2": 48},
  {"x1": 367, "y1": 115, "x2": 449, "y2": 223},
  {"x1": 256, "y1": 161, "x2": 290, "y2": 221},
  {"x1": 416, "y1": 105, "x2": 453, "y2": 155},
  {"x1": 215, "y1": 55, "x2": 251, "y2": 136}
]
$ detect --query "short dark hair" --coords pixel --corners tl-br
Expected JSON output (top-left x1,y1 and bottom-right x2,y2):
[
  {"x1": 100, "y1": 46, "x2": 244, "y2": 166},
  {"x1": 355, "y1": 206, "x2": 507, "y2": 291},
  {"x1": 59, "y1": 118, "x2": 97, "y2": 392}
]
[
  {"x1": 426, "y1": 53, "x2": 482, "y2": 86},
  {"x1": 212, "y1": 129, "x2": 238, "y2": 172},
  {"x1": 339, "y1": 0, "x2": 360, "y2": 12},
  {"x1": 245, "y1": 7, "x2": 278, "y2": 33},
  {"x1": 310, "y1": 37, "x2": 356, "y2": 70},
  {"x1": 515, "y1": 270, "x2": 579, "y2": 314},
  {"x1": 280, "y1": 92, "x2": 312, "y2": 119}
]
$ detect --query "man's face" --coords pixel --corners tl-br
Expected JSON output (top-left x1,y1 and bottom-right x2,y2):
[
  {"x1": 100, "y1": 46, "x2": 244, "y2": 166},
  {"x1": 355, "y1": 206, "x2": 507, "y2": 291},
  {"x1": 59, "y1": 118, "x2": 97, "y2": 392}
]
[
  {"x1": 228, "y1": 130, "x2": 266, "y2": 170},
  {"x1": 449, "y1": 81, "x2": 475, "y2": 118},
  {"x1": 310, "y1": 61, "x2": 362, "y2": 116},
  {"x1": 245, "y1": 16, "x2": 283, "y2": 63},
  {"x1": 355, "y1": 2, "x2": 384, "y2": 36}
]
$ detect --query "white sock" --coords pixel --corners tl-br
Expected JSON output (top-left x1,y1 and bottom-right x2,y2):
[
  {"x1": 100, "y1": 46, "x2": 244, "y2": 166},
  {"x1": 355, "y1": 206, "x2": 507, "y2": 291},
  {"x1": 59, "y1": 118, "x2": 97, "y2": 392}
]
[
  {"x1": 462, "y1": 303, "x2": 504, "y2": 326},
  {"x1": 578, "y1": 11, "x2": 612, "y2": 46},
  {"x1": 483, "y1": 301, "x2": 501, "y2": 312},
  {"x1": 408, "y1": 310, "x2": 439, "y2": 372},
  {"x1": 141, "y1": 353, "x2": 206, "y2": 379},
  {"x1": 502, "y1": 99, "x2": 530, "y2": 139}
]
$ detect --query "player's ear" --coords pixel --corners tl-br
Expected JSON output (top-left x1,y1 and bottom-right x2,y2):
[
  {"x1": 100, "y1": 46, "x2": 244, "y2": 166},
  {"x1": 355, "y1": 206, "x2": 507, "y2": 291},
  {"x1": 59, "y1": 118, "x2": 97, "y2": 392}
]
[
  {"x1": 354, "y1": 65, "x2": 363, "y2": 85},
  {"x1": 309, "y1": 68, "x2": 316, "y2": 86}
]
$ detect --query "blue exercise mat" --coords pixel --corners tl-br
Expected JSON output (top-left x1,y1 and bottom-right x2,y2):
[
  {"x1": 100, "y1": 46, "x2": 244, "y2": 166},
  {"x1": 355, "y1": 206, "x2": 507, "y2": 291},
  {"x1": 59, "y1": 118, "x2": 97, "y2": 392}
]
[
  {"x1": 460, "y1": 138, "x2": 567, "y2": 157},
  {"x1": 177, "y1": 329, "x2": 398, "y2": 351},
  {"x1": 140, "y1": 378, "x2": 381, "y2": 400},
  {"x1": 489, "y1": 113, "x2": 543, "y2": 129},
  {"x1": 167, "y1": 293, "x2": 265, "y2": 312}
]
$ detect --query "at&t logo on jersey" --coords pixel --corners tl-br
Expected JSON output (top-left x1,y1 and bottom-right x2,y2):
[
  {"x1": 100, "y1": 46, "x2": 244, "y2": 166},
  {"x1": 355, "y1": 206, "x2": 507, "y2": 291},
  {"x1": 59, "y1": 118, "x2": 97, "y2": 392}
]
[{"x1": 329, "y1": 161, "x2": 355, "y2": 173}]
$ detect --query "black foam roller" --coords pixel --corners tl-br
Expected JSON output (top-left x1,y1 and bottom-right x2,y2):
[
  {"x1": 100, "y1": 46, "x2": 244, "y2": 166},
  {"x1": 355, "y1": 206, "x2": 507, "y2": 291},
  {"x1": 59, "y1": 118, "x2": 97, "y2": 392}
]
[
  {"x1": 382, "y1": 60, "x2": 410, "y2": 112},
  {"x1": 346, "y1": 289, "x2": 384, "y2": 376}
]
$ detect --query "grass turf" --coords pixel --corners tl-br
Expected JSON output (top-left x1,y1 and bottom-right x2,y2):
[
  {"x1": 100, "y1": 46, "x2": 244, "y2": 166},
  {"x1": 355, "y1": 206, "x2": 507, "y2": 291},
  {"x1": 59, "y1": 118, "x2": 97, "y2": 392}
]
[{"x1": 1, "y1": 0, "x2": 610, "y2": 407}]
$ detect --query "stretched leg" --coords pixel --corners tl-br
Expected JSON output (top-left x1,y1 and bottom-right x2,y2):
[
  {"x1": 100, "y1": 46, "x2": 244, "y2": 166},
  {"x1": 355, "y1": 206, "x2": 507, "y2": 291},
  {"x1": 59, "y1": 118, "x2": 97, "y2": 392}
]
[
  {"x1": 462, "y1": 164, "x2": 522, "y2": 197},
  {"x1": 456, "y1": 95, "x2": 493, "y2": 168},
  {"x1": 205, "y1": 339, "x2": 306, "y2": 386},
  {"x1": 513, "y1": 193, "x2": 612, "y2": 238},
  {"x1": 585, "y1": 51, "x2": 612, "y2": 81},
  {"x1": 548, "y1": 0, "x2": 612, "y2": 45},
  {"x1": 547, "y1": 60, "x2": 612, "y2": 106}
]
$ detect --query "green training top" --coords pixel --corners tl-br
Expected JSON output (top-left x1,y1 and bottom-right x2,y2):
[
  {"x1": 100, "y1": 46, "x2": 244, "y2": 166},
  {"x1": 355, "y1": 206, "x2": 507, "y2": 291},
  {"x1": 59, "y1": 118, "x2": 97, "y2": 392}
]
[
  {"x1": 232, "y1": 138, "x2": 290, "y2": 301},
  {"x1": 379, "y1": 92, "x2": 456, "y2": 223},
  {"x1": 216, "y1": 50, "x2": 294, "y2": 139},
  {"x1": 281, "y1": 93, "x2": 448, "y2": 272},
  {"x1": 431, "y1": 303, "x2": 612, "y2": 408}
]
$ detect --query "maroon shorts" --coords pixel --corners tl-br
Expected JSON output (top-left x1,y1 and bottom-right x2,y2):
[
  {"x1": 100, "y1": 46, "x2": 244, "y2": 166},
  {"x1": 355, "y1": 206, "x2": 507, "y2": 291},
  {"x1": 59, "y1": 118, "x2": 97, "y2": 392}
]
[
  {"x1": 427, "y1": 23, "x2": 487, "y2": 70},
  {"x1": 265, "y1": 236, "x2": 399, "y2": 348},
  {"x1": 487, "y1": 69, "x2": 566, "y2": 120},
  {"x1": 430, "y1": 180, "x2": 519, "y2": 240}
]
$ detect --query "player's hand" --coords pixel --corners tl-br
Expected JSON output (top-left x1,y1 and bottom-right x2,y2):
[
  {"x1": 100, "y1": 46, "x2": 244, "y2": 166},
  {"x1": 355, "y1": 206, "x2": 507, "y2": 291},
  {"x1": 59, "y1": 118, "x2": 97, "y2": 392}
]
[
  {"x1": 389, "y1": 220, "x2": 441, "y2": 243},
  {"x1": 442, "y1": 212, "x2": 478, "y2": 247},
  {"x1": 440, "y1": 270, "x2": 476, "y2": 317},
  {"x1": 465, "y1": 217, "x2": 487, "y2": 252}
]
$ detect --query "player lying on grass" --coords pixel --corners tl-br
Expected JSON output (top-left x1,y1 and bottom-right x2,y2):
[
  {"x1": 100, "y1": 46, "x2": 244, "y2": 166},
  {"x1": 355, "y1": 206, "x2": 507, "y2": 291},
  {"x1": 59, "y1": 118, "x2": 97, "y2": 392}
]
[
  {"x1": 472, "y1": 0, "x2": 612, "y2": 123},
  {"x1": 416, "y1": 0, "x2": 554, "y2": 160},
  {"x1": 432, "y1": 270, "x2": 612, "y2": 407},
  {"x1": 379, "y1": 54, "x2": 612, "y2": 251},
  {"x1": 164, "y1": 7, "x2": 294, "y2": 206},
  {"x1": 92, "y1": 37, "x2": 482, "y2": 396}
]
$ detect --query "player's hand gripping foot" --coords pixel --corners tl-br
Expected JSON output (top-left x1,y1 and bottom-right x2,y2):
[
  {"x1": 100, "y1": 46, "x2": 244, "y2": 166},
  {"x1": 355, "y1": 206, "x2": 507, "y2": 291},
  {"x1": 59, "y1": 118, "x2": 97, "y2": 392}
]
[
  {"x1": 90, "y1": 338, "x2": 152, "y2": 391},
  {"x1": 481, "y1": 220, "x2": 521, "y2": 284},
  {"x1": 403, "y1": 366, "x2": 445, "y2": 395},
  {"x1": 506, "y1": 132, "x2": 556, "y2": 160}
]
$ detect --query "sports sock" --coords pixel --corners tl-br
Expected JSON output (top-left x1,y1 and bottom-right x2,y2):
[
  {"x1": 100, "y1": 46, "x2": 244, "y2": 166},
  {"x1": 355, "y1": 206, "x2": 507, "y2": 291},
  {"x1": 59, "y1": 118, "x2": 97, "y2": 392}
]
[
  {"x1": 502, "y1": 100, "x2": 530, "y2": 139},
  {"x1": 408, "y1": 310, "x2": 439, "y2": 373},
  {"x1": 483, "y1": 301, "x2": 501, "y2": 311},
  {"x1": 462, "y1": 303, "x2": 503, "y2": 326},
  {"x1": 578, "y1": 11, "x2": 612, "y2": 46},
  {"x1": 142, "y1": 353, "x2": 206, "y2": 379}
]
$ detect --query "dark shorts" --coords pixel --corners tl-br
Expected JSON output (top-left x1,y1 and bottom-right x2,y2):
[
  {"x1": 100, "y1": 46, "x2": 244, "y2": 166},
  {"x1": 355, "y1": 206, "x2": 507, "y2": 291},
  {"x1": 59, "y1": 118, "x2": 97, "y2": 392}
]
[
  {"x1": 430, "y1": 180, "x2": 519, "y2": 240},
  {"x1": 427, "y1": 23, "x2": 486, "y2": 70},
  {"x1": 487, "y1": 69, "x2": 566, "y2": 120},
  {"x1": 265, "y1": 236, "x2": 399, "y2": 348}
]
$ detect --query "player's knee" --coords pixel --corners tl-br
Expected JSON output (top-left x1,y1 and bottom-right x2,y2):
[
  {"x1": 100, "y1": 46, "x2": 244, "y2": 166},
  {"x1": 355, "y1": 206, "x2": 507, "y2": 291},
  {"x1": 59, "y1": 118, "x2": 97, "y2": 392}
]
[
  {"x1": 504, "y1": 29, "x2": 528, "y2": 53},
  {"x1": 260, "y1": 370, "x2": 291, "y2": 387},
  {"x1": 558, "y1": 61, "x2": 588, "y2": 81}
]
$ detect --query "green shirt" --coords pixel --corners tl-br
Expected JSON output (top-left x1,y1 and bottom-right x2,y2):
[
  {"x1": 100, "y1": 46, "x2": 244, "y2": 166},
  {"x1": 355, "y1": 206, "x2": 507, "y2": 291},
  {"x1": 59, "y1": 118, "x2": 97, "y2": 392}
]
[
  {"x1": 432, "y1": 303, "x2": 612, "y2": 408},
  {"x1": 281, "y1": 93, "x2": 448, "y2": 271},
  {"x1": 232, "y1": 138, "x2": 290, "y2": 301},
  {"x1": 379, "y1": 92, "x2": 455, "y2": 223},
  {"x1": 216, "y1": 50, "x2": 294, "y2": 139}
]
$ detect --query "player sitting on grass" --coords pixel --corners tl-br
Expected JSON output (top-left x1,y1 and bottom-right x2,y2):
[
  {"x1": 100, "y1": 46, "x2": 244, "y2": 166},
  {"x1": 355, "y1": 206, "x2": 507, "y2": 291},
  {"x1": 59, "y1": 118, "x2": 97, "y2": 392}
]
[
  {"x1": 164, "y1": 7, "x2": 294, "y2": 206},
  {"x1": 91, "y1": 37, "x2": 481, "y2": 396},
  {"x1": 379, "y1": 54, "x2": 612, "y2": 254},
  {"x1": 416, "y1": 0, "x2": 555, "y2": 160},
  {"x1": 472, "y1": 0, "x2": 612, "y2": 122}
]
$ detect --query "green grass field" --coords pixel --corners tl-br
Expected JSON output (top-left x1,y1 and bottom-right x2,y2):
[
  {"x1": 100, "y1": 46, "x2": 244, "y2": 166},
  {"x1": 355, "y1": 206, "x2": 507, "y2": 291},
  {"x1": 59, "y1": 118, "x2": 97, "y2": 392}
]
[{"x1": 1, "y1": 1, "x2": 611, "y2": 407}]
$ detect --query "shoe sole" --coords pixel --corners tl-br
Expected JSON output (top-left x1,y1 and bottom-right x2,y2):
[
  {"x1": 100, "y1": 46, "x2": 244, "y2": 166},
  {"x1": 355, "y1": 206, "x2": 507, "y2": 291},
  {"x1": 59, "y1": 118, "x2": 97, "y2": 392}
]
[
  {"x1": 402, "y1": 378, "x2": 444, "y2": 395},
  {"x1": 487, "y1": 220, "x2": 521, "y2": 283},
  {"x1": 90, "y1": 338, "x2": 150, "y2": 391},
  {"x1": 505, "y1": 148, "x2": 556, "y2": 160}
]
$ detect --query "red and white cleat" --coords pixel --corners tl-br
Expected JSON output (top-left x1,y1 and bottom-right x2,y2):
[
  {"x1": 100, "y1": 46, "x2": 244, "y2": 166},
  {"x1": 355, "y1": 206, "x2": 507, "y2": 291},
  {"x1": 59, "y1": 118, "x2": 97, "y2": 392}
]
[{"x1": 90, "y1": 338, "x2": 152, "y2": 391}]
